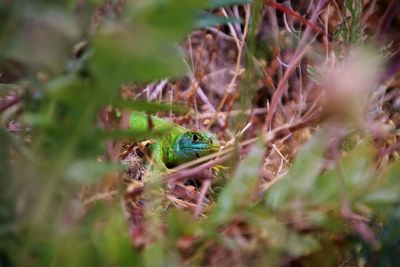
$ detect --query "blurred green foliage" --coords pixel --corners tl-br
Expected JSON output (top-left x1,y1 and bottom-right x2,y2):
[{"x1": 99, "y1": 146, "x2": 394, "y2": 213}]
[
  {"x1": 0, "y1": 0, "x2": 254, "y2": 266},
  {"x1": 1, "y1": 0, "x2": 400, "y2": 267}
]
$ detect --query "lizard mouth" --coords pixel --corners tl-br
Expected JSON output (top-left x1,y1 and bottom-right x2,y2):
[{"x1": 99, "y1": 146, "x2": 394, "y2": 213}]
[
  {"x1": 182, "y1": 143, "x2": 220, "y2": 152},
  {"x1": 208, "y1": 145, "x2": 220, "y2": 152},
  {"x1": 182, "y1": 145, "x2": 219, "y2": 151}
]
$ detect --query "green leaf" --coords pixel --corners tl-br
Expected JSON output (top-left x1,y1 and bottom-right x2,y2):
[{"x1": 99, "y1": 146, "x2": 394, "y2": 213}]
[
  {"x1": 65, "y1": 160, "x2": 122, "y2": 184},
  {"x1": 4, "y1": 3, "x2": 80, "y2": 72},
  {"x1": 210, "y1": 140, "x2": 264, "y2": 224},
  {"x1": 142, "y1": 242, "x2": 165, "y2": 267},
  {"x1": 307, "y1": 168, "x2": 340, "y2": 205},
  {"x1": 167, "y1": 209, "x2": 197, "y2": 241},
  {"x1": 265, "y1": 132, "x2": 327, "y2": 210},
  {"x1": 92, "y1": 210, "x2": 140, "y2": 266},
  {"x1": 196, "y1": 12, "x2": 242, "y2": 28},
  {"x1": 286, "y1": 231, "x2": 321, "y2": 257},
  {"x1": 45, "y1": 76, "x2": 91, "y2": 105},
  {"x1": 133, "y1": 0, "x2": 205, "y2": 41},
  {"x1": 339, "y1": 143, "x2": 375, "y2": 196},
  {"x1": 90, "y1": 24, "x2": 186, "y2": 87},
  {"x1": 22, "y1": 113, "x2": 55, "y2": 128},
  {"x1": 361, "y1": 161, "x2": 400, "y2": 205}
]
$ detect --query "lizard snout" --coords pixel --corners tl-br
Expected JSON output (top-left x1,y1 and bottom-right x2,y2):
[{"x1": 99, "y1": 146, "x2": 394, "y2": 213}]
[{"x1": 209, "y1": 136, "x2": 220, "y2": 151}]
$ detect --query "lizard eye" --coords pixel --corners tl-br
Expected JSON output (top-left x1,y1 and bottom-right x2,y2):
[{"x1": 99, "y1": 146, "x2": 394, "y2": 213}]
[{"x1": 192, "y1": 133, "x2": 199, "y2": 142}]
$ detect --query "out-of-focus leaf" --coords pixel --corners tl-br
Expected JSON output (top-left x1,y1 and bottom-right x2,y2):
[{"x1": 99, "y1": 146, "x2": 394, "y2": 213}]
[
  {"x1": 132, "y1": 0, "x2": 205, "y2": 41},
  {"x1": 65, "y1": 160, "x2": 122, "y2": 185},
  {"x1": 92, "y1": 0, "x2": 234, "y2": 88},
  {"x1": 210, "y1": 140, "x2": 264, "y2": 224},
  {"x1": 304, "y1": 210, "x2": 348, "y2": 233},
  {"x1": 49, "y1": 237, "x2": 97, "y2": 267},
  {"x1": 244, "y1": 212, "x2": 322, "y2": 258},
  {"x1": 22, "y1": 113, "x2": 55, "y2": 128},
  {"x1": 298, "y1": 242, "x2": 341, "y2": 267},
  {"x1": 99, "y1": 128, "x2": 173, "y2": 141},
  {"x1": 164, "y1": 210, "x2": 197, "y2": 266},
  {"x1": 339, "y1": 143, "x2": 375, "y2": 195},
  {"x1": 196, "y1": 12, "x2": 242, "y2": 28},
  {"x1": 167, "y1": 209, "x2": 197, "y2": 240},
  {"x1": 112, "y1": 99, "x2": 188, "y2": 114},
  {"x1": 92, "y1": 210, "x2": 140, "y2": 267},
  {"x1": 307, "y1": 168, "x2": 340, "y2": 205},
  {"x1": 286, "y1": 231, "x2": 321, "y2": 257},
  {"x1": 90, "y1": 24, "x2": 186, "y2": 87},
  {"x1": 4, "y1": 3, "x2": 80, "y2": 72},
  {"x1": 288, "y1": 134, "x2": 326, "y2": 192},
  {"x1": 208, "y1": 0, "x2": 252, "y2": 8},
  {"x1": 362, "y1": 189, "x2": 400, "y2": 205},
  {"x1": 361, "y1": 161, "x2": 400, "y2": 205},
  {"x1": 45, "y1": 76, "x2": 94, "y2": 105},
  {"x1": 265, "y1": 132, "x2": 327, "y2": 210},
  {"x1": 142, "y1": 241, "x2": 165, "y2": 267}
]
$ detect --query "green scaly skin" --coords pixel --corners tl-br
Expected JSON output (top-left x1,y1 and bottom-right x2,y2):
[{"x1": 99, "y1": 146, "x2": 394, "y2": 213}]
[{"x1": 129, "y1": 112, "x2": 220, "y2": 169}]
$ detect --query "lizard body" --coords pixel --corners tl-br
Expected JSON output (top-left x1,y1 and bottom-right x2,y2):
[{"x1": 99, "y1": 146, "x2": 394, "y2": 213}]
[{"x1": 129, "y1": 112, "x2": 220, "y2": 168}]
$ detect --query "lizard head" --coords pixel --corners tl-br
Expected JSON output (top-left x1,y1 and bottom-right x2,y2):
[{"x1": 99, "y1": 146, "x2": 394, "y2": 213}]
[{"x1": 173, "y1": 131, "x2": 220, "y2": 163}]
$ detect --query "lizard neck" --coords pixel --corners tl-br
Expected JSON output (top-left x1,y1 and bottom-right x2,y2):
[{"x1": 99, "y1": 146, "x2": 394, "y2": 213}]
[{"x1": 162, "y1": 133, "x2": 181, "y2": 167}]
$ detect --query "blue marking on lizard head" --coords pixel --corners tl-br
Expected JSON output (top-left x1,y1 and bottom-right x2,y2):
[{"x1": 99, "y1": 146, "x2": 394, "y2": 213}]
[{"x1": 173, "y1": 131, "x2": 220, "y2": 163}]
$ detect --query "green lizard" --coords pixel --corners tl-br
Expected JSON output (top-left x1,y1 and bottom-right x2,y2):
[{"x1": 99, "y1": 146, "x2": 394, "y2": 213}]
[{"x1": 129, "y1": 111, "x2": 220, "y2": 170}]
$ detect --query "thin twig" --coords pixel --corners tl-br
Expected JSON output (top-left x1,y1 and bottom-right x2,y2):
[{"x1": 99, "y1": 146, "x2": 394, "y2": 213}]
[
  {"x1": 378, "y1": 142, "x2": 400, "y2": 158},
  {"x1": 206, "y1": 27, "x2": 237, "y2": 42},
  {"x1": 149, "y1": 79, "x2": 168, "y2": 101},
  {"x1": 179, "y1": 108, "x2": 268, "y2": 120},
  {"x1": 264, "y1": 0, "x2": 325, "y2": 35},
  {"x1": 208, "y1": 4, "x2": 250, "y2": 129},
  {"x1": 194, "y1": 179, "x2": 211, "y2": 217},
  {"x1": 83, "y1": 190, "x2": 118, "y2": 206},
  {"x1": 264, "y1": 0, "x2": 324, "y2": 130},
  {"x1": 221, "y1": 7, "x2": 241, "y2": 49},
  {"x1": 192, "y1": 77, "x2": 226, "y2": 128}
]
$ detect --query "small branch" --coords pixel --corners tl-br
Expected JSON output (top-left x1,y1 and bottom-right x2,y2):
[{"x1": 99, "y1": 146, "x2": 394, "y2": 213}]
[
  {"x1": 208, "y1": 4, "x2": 250, "y2": 128},
  {"x1": 378, "y1": 142, "x2": 400, "y2": 158},
  {"x1": 194, "y1": 179, "x2": 211, "y2": 217},
  {"x1": 341, "y1": 204, "x2": 379, "y2": 249},
  {"x1": 193, "y1": 79, "x2": 226, "y2": 128},
  {"x1": 82, "y1": 190, "x2": 118, "y2": 206},
  {"x1": 264, "y1": 0, "x2": 324, "y2": 129},
  {"x1": 179, "y1": 108, "x2": 268, "y2": 120},
  {"x1": 220, "y1": 7, "x2": 241, "y2": 50},
  {"x1": 166, "y1": 154, "x2": 232, "y2": 184},
  {"x1": 264, "y1": 0, "x2": 326, "y2": 36},
  {"x1": 149, "y1": 79, "x2": 168, "y2": 101}
]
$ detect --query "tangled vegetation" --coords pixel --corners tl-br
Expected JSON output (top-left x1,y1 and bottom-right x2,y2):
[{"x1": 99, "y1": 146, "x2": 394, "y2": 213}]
[{"x1": 1, "y1": 0, "x2": 399, "y2": 266}]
